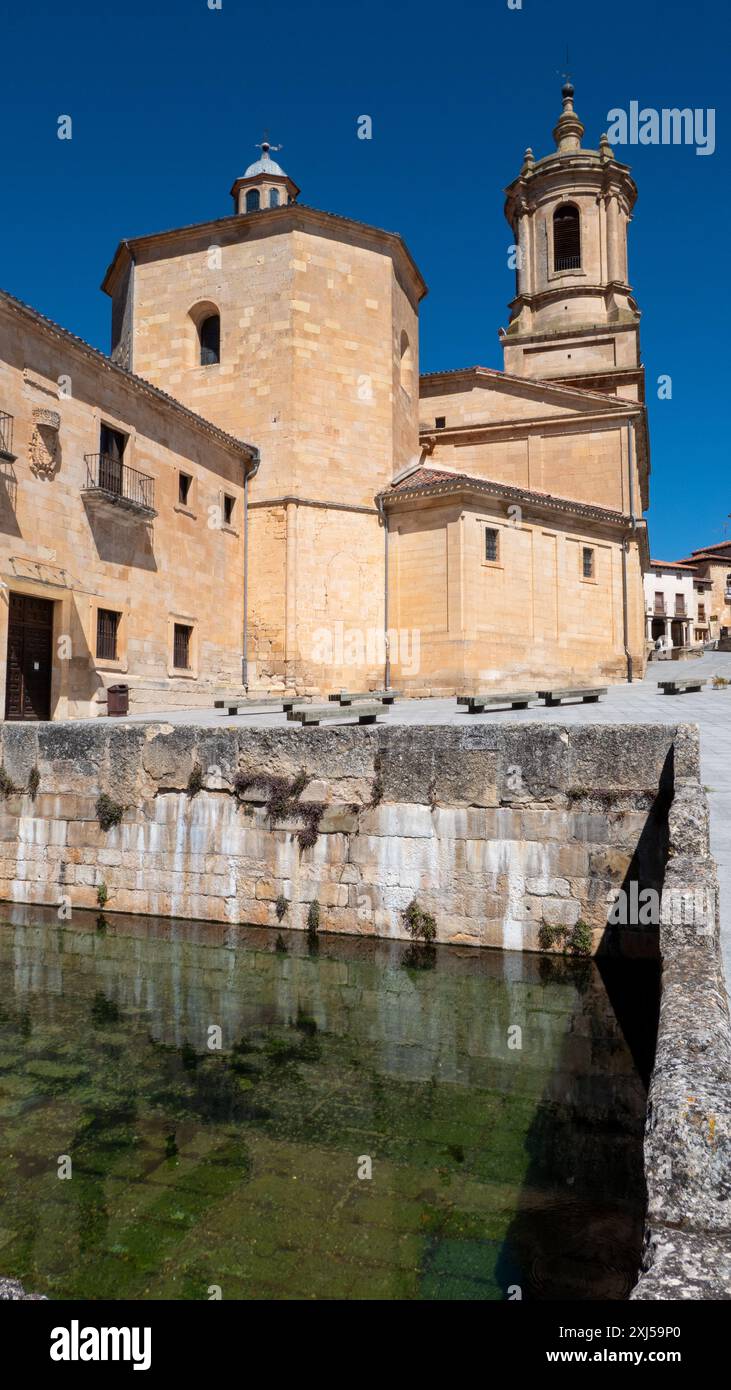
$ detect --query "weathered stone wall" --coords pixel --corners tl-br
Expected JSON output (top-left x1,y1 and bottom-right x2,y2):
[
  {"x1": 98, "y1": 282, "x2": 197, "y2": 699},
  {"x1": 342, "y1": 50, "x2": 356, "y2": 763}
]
[
  {"x1": 631, "y1": 729, "x2": 731, "y2": 1300},
  {"x1": 0, "y1": 720, "x2": 679, "y2": 953}
]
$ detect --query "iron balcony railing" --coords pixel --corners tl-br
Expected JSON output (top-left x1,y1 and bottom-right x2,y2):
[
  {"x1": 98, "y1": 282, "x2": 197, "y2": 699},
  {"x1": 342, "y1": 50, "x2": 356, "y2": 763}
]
[
  {"x1": 554, "y1": 254, "x2": 581, "y2": 272},
  {"x1": 653, "y1": 603, "x2": 666, "y2": 617},
  {"x1": 83, "y1": 453, "x2": 156, "y2": 514},
  {"x1": 675, "y1": 603, "x2": 687, "y2": 618},
  {"x1": 0, "y1": 411, "x2": 13, "y2": 456}
]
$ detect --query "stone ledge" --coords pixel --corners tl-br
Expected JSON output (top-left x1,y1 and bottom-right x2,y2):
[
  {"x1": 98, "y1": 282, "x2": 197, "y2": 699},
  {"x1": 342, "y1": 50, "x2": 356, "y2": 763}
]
[{"x1": 631, "y1": 1228, "x2": 731, "y2": 1301}]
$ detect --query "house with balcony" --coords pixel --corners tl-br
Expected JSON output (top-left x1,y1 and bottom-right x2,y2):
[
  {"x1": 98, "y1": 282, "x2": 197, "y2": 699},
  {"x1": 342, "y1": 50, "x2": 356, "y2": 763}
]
[
  {"x1": 644, "y1": 560, "x2": 699, "y2": 652},
  {"x1": 0, "y1": 290, "x2": 256, "y2": 719},
  {"x1": 678, "y1": 541, "x2": 731, "y2": 646}
]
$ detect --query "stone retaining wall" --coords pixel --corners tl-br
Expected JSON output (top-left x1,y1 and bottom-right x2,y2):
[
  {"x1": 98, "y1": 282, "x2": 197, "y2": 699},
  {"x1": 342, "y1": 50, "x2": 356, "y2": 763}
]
[{"x1": 0, "y1": 720, "x2": 679, "y2": 953}]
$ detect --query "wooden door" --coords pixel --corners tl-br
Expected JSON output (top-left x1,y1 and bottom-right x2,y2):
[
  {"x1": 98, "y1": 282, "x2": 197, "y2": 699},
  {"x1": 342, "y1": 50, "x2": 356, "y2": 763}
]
[{"x1": 5, "y1": 593, "x2": 54, "y2": 720}]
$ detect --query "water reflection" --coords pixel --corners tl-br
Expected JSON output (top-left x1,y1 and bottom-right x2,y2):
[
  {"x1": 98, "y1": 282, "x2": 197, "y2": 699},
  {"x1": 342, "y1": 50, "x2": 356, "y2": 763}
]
[{"x1": 0, "y1": 907, "x2": 654, "y2": 1300}]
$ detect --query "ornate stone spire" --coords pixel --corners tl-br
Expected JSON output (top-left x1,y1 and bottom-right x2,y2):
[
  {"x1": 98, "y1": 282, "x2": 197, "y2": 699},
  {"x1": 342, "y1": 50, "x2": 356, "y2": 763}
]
[{"x1": 552, "y1": 81, "x2": 585, "y2": 154}]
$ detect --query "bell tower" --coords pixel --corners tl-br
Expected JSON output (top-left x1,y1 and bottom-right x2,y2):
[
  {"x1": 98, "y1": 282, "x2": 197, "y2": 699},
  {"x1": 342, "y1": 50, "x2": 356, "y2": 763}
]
[{"x1": 502, "y1": 83, "x2": 643, "y2": 401}]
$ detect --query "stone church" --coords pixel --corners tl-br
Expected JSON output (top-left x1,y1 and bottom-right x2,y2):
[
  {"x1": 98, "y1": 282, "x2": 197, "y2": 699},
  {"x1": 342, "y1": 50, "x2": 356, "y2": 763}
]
[{"x1": 0, "y1": 83, "x2": 649, "y2": 718}]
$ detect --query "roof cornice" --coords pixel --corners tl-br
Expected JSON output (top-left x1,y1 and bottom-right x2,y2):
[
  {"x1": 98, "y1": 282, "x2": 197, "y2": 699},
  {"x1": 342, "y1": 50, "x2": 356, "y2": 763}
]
[
  {"x1": 101, "y1": 202, "x2": 427, "y2": 302},
  {"x1": 419, "y1": 362, "x2": 635, "y2": 410},
  {"x1": 379, "y1": 467, "x2": 639, "y2": 530},
  {"x1": 0, "y1": 288, "x2": 258, "y2": 460}
]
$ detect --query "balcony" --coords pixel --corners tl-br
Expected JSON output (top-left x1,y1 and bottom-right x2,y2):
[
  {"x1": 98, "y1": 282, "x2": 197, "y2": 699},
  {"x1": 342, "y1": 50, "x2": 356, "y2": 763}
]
[
  {"x1": 0, "y1": 411, "x2": 15, "y2": 460},
  {"x1": 82, "y1": 454, "x2": 156, "y2": 518},
  {"x1": 653, "y1": 604, "x2": 666, "y2": 618},
  {"x1": 555, "y1": 255, "x2": 581, "y2": 271},
  {"x1": 674, "y1": 604, "x2": 687, "y2": 619}
]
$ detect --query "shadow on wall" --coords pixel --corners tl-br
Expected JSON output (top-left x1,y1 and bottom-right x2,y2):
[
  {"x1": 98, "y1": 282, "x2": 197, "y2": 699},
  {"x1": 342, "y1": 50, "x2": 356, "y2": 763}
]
[
  {"x1": 0, "y1": 464, "x2": 22, "y2": 537},
  {"x1": 83, "y1": 503, "x2": 157, "y2": 572},
  {"x1": 495, "y1": 753, "x2": 673, "y2": 1300}
]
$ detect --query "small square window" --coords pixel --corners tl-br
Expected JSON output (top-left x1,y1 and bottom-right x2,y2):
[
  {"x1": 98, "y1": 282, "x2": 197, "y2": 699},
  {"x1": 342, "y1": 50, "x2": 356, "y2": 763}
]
[
  {"x1": 485, "y1": 528, "x2": 499, "y2": 563},
  {"x1": 96, "y1": 608, "x2": 120, "y2": 662},
  {"x1": 582, "y1": 547, "x2": 595, "y2": 579},
  {"x1": 179, "y1": 472, "x2": 192, "y2": 505},
  {"x1": 435, "y1": 416, "x2": 446, "y2": 429},
  {"x1": 173, "y1": 623, "x2": 192, "y2": 671},
  {"x1": 223, "y1": 494, "x2": 235, "y2": 526}
]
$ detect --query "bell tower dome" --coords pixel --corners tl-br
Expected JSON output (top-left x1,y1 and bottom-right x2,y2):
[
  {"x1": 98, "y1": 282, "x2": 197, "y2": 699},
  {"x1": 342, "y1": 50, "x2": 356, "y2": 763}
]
[
  {"x1": 502, "y1": 83, "x2": 643, "y2": 400},
  {"x1": 230, "y1": 138, "x2": 300, "y2": 214}
]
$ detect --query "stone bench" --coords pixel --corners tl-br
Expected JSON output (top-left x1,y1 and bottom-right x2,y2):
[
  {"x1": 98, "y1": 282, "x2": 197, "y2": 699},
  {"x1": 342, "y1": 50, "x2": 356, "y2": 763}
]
[
  {"x1": 657, "y1": 678, "x2": 707, "y2": 695},
  {"x1": 328, "y1": 690, "x2": 400, "y2": 705},
  {"x1": 287, "y1": 703, "x2": 383, "y2": 726},
  {"x1": 214, "y1": 696, "x2": 305, "y2": 715},
  {"x1": 457, "y1": 692, "x2": 537, "y2": 713},
  {"x1": 537, "y1": 687, "x2": 607, "y2": 706}
]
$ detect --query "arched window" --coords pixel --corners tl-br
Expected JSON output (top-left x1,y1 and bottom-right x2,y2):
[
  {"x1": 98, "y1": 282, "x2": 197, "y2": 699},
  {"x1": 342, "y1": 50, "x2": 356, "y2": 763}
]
[
  {"x1": 553, "y1": 203, "x2": 581, "y2": 271},
  {"x1": 399, "y1": 331, "x2": 414, "y2": 396},
  {"x1": 246, "y1": 188, "x2": 260, "y2": 212},
  {"x1": 269, "y1": 187, "x2": 280, "y2": 208},
  {"x1": 199, "y1": 314, "x2": 220, "y2": 366}
]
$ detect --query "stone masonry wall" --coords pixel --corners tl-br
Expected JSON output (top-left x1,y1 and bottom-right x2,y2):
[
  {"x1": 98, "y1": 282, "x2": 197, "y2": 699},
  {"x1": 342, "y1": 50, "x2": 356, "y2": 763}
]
[{"x1": 0, "y1": 720, "x2": 683, "y2": 954}]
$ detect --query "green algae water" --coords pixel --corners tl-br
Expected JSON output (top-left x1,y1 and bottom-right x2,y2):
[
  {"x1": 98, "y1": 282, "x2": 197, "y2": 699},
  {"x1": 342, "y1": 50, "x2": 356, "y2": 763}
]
[{"x1": 0, "y1": 909, "x2": 655, "y2": 1301}]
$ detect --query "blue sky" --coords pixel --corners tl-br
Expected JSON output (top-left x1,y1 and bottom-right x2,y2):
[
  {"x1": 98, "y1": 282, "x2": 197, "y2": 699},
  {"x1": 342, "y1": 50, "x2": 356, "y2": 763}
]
[{"x1": 1, "y1": 0, "x2": 727, "y2": 559}]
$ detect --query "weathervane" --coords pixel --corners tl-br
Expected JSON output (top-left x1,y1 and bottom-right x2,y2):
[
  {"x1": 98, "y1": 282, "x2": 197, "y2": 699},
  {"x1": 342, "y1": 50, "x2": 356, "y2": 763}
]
[{"x1": 256, "y1": 131, "x2": 282, "y2": 155}]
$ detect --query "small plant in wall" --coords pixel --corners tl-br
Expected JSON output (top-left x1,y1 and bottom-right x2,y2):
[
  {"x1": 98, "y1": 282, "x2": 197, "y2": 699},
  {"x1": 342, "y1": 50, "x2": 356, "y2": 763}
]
[
  {"x1": 96, "y1": 881, "x2": 109, "y2": 908},
  {"x1": 27, "y1": 766, "x2": 40, "y2": 801},
  {"x1": 96, "y1": 793, "x2": 125, "y2": 831},
  {"x1": 275, "y1": 893, "x2": 289, "y2": 922},
  {"x1": 307, "y1": 899, "x2": 320, "y2": 938},
  {"x1": 187, "y1": 762, "x2": 204, "y2": 797},
  {"x1": 0, "y1": 767, "x2": 17, "y2": 799},
  {"x1": 538, "y1": 919, "x2": 593, "y2": 956},
  {"x1": 403, "y1": 898, "x2": 437, "y2": 944},
  {"x1": 369, "y1": 752, "x2": 385, "y2": 808}
]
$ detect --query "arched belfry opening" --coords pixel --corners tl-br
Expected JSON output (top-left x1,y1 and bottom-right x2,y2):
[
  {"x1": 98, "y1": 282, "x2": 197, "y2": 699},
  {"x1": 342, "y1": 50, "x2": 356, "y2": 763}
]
[{"x1": 553, "y1": 203, "x2": 581, "y2": 271}]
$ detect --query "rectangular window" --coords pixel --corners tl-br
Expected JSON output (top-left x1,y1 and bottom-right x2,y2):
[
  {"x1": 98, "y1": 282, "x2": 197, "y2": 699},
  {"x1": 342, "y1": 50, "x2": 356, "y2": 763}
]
[
  {"x1": 698, "y1": 603, "x2": 706, "y2": 621},
  {"x1": 223, "y1": 494, "x2": 235, "y2": 526},
  {"x1": 582, "y1": 547, "x2": 595, "y2": 579},
  {"x1": 173, "y1": 623, "x2": 192, "y2": 671},
  {"x1": 96, "y1": 608, "x2": 120, "y2": 662},
  {"x1": 485, "y1": 528, "x2": 499, "y2": 563},
  {"x1": 435, "y1": 416, "x2": 446, "y2": 429},
  {"x1": 179, "y1": 472, "x2": 192, "y2": 505}
]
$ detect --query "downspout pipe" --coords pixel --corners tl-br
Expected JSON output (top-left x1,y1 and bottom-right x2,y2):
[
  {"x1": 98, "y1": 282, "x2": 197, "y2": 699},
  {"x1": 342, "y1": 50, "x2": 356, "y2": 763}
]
[
  {"x1": 622, "y1": 418, "x2": 638, "y2": 683},
  {"x1": 376, "y1": 494, "x2": 391, "y2": 690},
  {"x1": 242, "y1": 447, "x2": 261, "y2": 688}
]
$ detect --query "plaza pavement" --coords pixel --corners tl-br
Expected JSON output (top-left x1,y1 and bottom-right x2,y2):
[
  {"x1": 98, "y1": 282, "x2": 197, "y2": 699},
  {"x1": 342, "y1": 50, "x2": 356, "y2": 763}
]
[{"x1": 118, "y1": 651, "x2": 731, "y2": 991}]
